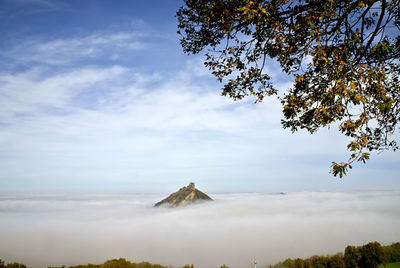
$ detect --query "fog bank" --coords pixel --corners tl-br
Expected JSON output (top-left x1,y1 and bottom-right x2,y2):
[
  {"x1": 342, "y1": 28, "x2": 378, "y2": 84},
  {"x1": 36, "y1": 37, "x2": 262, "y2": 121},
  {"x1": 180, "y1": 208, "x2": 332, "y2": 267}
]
[{"x1": 0, "y1": 191, "x2": 399, "y2": 268}]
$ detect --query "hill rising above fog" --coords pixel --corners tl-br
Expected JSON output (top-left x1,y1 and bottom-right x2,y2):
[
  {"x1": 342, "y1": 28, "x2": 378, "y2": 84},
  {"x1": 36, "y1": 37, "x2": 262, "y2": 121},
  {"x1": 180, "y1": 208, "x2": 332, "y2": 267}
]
[{"x1": 154, "y1": 182, "x2": 213, "y2": 207}]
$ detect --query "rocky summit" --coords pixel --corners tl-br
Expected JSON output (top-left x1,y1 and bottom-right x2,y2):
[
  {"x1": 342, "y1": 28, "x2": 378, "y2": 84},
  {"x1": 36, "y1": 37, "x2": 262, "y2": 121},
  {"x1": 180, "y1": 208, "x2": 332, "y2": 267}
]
[{"x1": 154, "y1": 182, "x2": 213, "y2": 207}]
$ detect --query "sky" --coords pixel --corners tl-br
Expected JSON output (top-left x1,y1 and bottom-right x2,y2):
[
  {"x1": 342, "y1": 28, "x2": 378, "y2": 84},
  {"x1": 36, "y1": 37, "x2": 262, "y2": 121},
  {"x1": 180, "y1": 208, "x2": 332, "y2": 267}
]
[{"x1": 0, "y1": 0, "x2": 400, "y2": 192}]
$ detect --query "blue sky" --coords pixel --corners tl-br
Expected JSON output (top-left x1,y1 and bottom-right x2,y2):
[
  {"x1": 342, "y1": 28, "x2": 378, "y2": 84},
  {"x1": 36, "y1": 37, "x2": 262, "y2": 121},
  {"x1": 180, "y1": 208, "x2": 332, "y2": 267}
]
[{"x1": 0, "y1": 0, "x2": 399, "y2": 192}]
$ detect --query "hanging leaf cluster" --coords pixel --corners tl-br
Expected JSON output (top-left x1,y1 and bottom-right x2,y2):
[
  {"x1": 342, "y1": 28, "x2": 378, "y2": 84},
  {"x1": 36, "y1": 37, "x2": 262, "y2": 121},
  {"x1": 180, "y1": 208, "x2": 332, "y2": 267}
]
[{"x1": 177, "y1": 0, "x2": 400, "y2": 177}]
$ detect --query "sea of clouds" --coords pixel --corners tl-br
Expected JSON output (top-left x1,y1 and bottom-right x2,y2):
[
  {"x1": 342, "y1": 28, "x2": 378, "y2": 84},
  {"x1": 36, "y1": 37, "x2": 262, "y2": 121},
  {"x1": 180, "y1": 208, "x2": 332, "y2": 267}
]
[{"x1": 1, "y1": 190, "x2": 400, "y2": 268}]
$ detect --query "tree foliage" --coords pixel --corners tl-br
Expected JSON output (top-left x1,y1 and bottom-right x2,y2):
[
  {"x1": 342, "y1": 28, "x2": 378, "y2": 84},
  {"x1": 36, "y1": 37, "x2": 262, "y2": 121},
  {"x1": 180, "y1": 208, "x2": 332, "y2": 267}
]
[
  {"x1": 343, "y1": 242, "x2": 386, "y2": 268},
  {"x1": 48, "y1": 258, "x2": 170, "y2": 268},
  {"x1": 271, "y1": 241, "x2": 400, "y2": 267},
  {"x1": 177, "y1": 0, "x2": 400, "y2": 176},
  {"x1": 276, "y1": 254, "x2": 345, "y2": 268},
  {"x1": 0, "y1": 260, "x2": 26, "y2": 268},
  {"x1": 344, "y1": 246, "x2": 360, "y2": 268},
  {"x1": 383, "y1": 242, "x2": 400, "y2": 263}
]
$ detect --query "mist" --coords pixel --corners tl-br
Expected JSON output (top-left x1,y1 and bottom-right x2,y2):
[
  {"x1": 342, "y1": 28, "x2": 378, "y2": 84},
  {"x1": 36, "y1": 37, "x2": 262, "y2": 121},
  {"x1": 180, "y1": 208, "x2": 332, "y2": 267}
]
[{"x1": 1, "y1": 190, "x2": 399, "y2": 268}]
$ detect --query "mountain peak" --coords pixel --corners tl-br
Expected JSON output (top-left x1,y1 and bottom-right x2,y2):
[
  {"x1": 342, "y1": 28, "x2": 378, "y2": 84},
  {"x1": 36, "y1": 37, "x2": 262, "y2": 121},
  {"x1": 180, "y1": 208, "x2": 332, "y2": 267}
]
[
  {"x1": 154, "y1": 182, "x2": 213, "y2": 208},
  {"x1": 187, "y1": 182, "x2": 195, "y2": 190}
]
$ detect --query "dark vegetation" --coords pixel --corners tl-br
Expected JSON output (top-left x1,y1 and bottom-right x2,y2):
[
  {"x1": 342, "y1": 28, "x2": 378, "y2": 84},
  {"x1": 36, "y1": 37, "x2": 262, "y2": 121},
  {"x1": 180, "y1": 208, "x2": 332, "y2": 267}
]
[
  {"x1": 0, "y1": 259, "x2": 27, "y2": 268},
  {"x1": 48, "y1": 258, "x2": 170, "y2": 268},
  {"x1": 381, "y1": 263, "x2": 400, "y2": 268},
  {"x1": 1, "y1": 242, "x2": 399, "y2": 268},
  {"x1": 0, "y1": 258, "x2": 169, "y2": 268},
  {"x1": 270, "y1": 241, "x2": 400, "y2": 268}
]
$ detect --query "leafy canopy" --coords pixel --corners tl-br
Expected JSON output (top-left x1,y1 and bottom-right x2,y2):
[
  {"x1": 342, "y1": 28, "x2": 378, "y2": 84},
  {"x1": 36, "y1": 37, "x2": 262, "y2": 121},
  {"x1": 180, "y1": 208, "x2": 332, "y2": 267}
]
[{"x1": 176, "y1": 0, "x2": 400, "y2": 177}]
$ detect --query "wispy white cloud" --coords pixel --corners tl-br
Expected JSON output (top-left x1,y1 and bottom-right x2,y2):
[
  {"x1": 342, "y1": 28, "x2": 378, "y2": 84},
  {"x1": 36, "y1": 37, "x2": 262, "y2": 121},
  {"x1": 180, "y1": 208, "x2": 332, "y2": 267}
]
[
  {"x1": 3, "y1": 0, "x2": 62, "y2": 9},
  {"x1": 0, "y1": 57, "x2": 399, "y2": 189},
  {"x1": 0, "y1": 16, "x2": 398, "y2": 190},
  {"x1": 0, "y1": 65, "x2": 127, "y2": 120},
  {"x1": 0, "y1": 0, "x2": 67, "y2": 19},
  {"x1": 3, "y1": 31, "x2": 149, "y2": 66}
]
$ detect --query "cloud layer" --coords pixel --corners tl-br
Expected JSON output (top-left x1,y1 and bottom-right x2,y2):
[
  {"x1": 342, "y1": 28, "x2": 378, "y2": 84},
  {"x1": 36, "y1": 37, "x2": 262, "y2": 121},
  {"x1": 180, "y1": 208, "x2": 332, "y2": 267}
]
[
  {"x1": 1, "y1": 51, "x2": 397, "y2": 190},
  {"x1": 1, "y1": 191, "x2": 399, "y2": 268},
  {"x1": 1, "y1": 9, "x2": 399, "y2": 190}
]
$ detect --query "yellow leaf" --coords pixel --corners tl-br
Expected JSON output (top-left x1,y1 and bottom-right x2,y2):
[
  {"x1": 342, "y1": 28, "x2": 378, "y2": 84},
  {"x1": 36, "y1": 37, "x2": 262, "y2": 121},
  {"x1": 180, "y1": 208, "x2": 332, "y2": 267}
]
[{"x1": 296, "y1": 75, "x2": 304, "y2": 83}]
